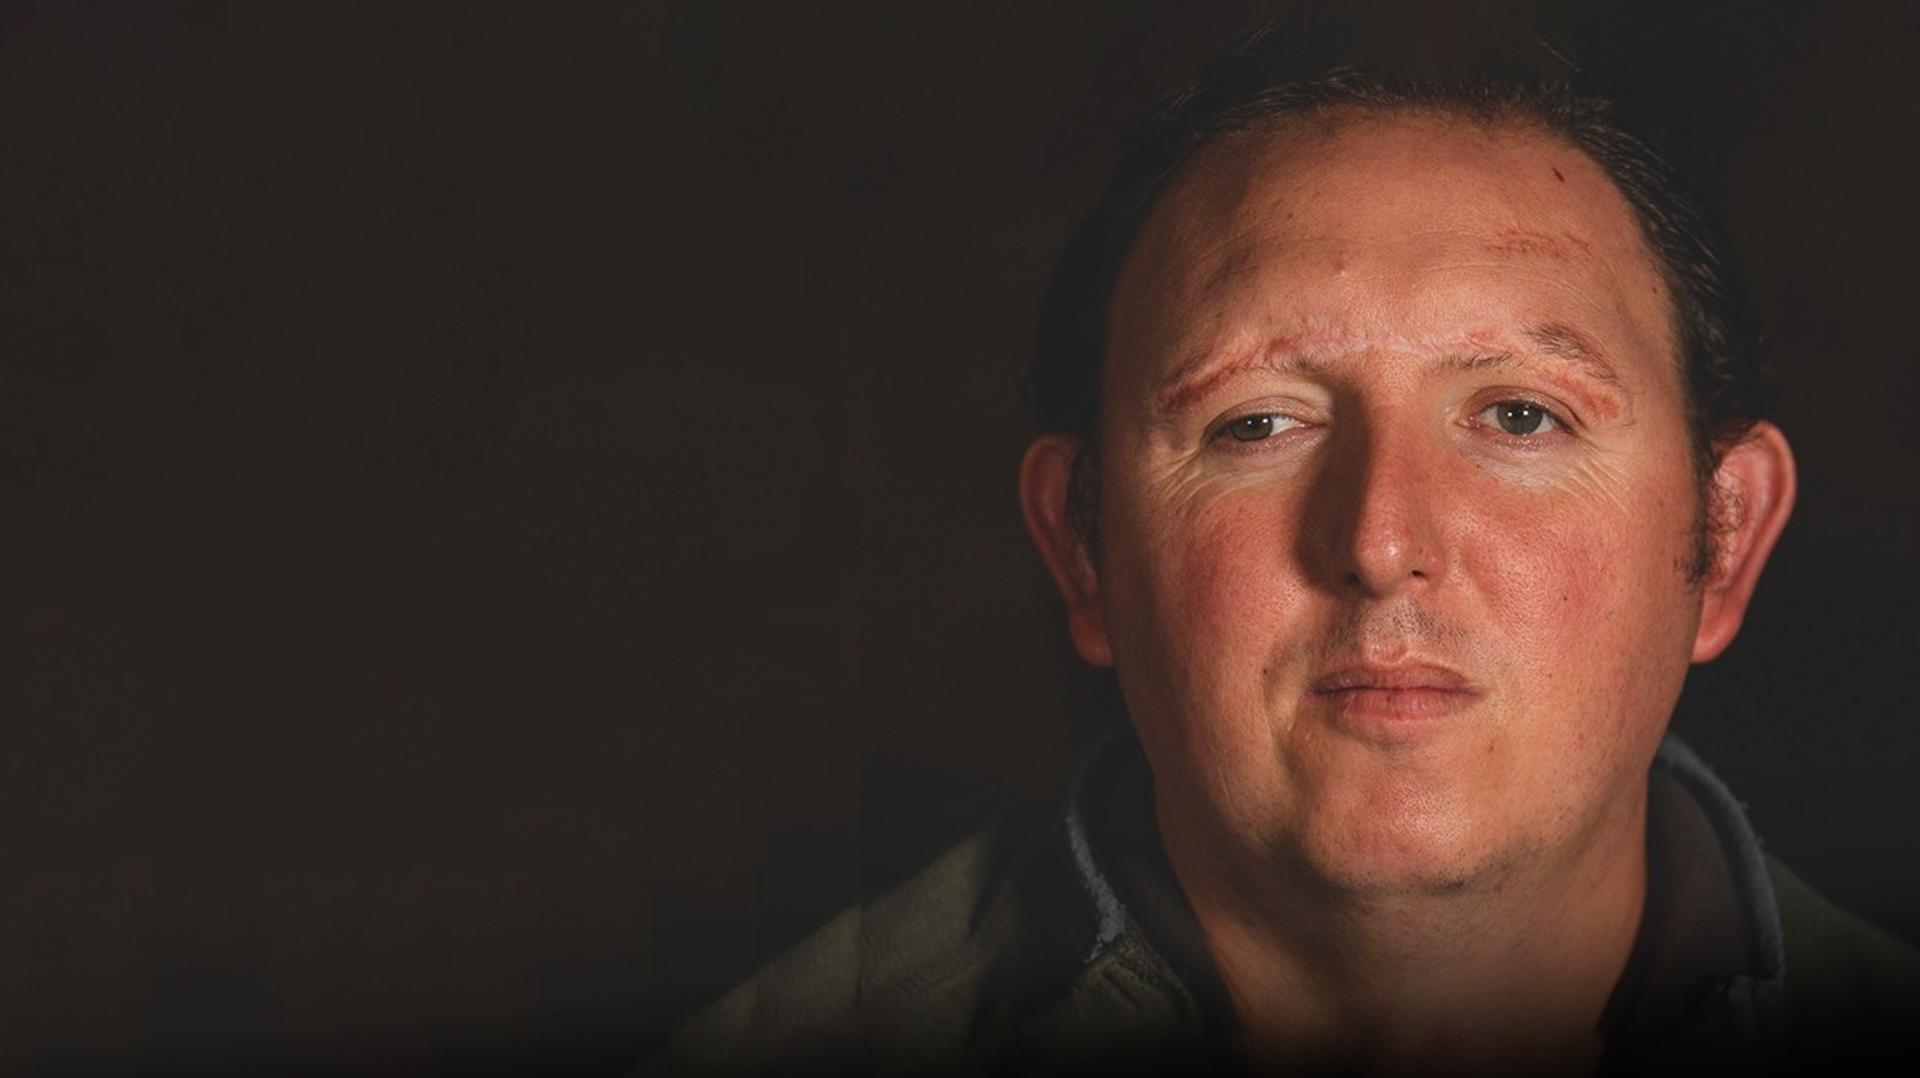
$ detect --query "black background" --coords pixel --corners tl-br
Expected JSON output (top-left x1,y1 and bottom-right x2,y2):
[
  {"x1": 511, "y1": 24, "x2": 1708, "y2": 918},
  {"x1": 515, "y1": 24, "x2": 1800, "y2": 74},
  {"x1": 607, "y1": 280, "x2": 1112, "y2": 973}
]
[{"x1": 3, "y1": 2, "x2": 1917, "y2": 1074}]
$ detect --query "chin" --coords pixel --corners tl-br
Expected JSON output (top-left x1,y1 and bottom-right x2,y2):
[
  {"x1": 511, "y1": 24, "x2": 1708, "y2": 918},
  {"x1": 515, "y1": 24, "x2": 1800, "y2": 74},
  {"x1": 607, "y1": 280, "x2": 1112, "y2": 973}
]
[
  {"x1": 1291, "y1": 839, "x2": 1524, "y2": 898},
  {"x1": 1275, "y1": 778, "x2": 1540, "y2": 898}
]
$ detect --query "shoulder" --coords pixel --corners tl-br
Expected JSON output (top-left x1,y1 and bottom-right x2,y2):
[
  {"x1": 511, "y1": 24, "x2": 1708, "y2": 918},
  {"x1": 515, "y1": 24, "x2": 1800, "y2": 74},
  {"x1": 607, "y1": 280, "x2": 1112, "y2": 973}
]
[
  {"x1": 1768, "y1": 856, "x2": 1920, "y2": 1060},
  {"x1": 638, "y1": 808, "x2": 1101, "y2": 1077}
]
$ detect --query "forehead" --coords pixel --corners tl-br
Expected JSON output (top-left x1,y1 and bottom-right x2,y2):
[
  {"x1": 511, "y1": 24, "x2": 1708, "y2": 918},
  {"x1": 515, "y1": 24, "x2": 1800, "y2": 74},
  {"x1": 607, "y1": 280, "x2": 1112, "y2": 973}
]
[{"x1": 1106, "y1": 110, "x2": 1678, "y2": 409}]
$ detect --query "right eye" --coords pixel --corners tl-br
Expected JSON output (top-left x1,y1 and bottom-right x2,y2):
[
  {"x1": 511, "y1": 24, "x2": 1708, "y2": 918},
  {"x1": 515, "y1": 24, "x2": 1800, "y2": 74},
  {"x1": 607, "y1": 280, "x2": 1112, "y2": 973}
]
[{"x1": 1219, "y1": 413, "x2": 1302, "y2": 442}]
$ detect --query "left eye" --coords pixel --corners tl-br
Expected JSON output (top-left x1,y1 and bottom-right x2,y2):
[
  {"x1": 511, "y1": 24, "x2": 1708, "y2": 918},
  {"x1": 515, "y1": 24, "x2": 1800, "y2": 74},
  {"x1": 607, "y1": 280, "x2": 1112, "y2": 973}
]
[
  {"x1": 1219, "y1": 413, "x2": 1304, "y2": 442},
  {"x1": 1478, "y1": 400, "x2": 1563, "y2": 436}
]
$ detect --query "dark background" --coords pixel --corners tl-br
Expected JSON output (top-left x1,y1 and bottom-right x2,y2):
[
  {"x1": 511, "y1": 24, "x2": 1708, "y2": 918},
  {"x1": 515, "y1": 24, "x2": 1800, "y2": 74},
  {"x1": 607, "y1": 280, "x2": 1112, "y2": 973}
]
[{"x1": 3, "y1": 1, "x2": 1916, "y2": 1074}]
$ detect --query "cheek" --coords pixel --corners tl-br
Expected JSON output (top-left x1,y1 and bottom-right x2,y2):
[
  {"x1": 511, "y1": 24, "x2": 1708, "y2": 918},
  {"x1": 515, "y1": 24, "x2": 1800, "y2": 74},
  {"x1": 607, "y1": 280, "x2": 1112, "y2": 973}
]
[
  {"x1": 1464, "y1": 477, "x2": 1698, "y2": 724},
  {"x1": 1169, "y1": 491, "x2": 1316, "y2": 646},
  {"x1": 1103, "y1": 483, "x2": 1307, "y2": 689},
  {"x1": 1131, "y1": 491, "x2": 1317, "y2": 775},
  {"x1": 1469, "y1": 502, "x2": 1615, "y2": 625}
]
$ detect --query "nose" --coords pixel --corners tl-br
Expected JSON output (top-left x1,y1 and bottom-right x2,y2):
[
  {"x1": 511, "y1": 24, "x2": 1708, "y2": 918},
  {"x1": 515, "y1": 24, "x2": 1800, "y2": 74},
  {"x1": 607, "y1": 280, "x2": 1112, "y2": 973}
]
[{"x1": 1309, "y1": 424, "x2": 1449, "y2": 597}]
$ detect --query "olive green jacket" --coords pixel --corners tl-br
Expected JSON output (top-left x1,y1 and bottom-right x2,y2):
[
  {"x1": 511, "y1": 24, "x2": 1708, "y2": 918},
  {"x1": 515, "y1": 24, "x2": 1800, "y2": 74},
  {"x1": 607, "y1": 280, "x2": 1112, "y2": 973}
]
[{"x1": 641, "y1": 735, "x2": 1920, "y2": 1076}]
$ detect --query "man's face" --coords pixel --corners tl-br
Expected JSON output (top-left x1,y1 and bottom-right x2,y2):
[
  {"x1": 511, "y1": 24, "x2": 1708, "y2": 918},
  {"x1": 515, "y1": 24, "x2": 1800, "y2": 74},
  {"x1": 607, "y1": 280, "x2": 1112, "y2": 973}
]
[{"x1": 1087, "y1": 112, "x2": 1711, "y2": 895}]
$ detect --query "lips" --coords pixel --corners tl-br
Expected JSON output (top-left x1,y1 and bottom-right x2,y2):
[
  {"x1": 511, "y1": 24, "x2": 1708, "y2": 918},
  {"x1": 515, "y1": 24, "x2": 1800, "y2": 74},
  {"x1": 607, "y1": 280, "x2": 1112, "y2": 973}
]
[
  {"x1": 1308, "y1": 663, "x2": 1481, "y2": 738},
  {"x1": 1310, "y1": 663, "x2": 1475, "y2": 695}
]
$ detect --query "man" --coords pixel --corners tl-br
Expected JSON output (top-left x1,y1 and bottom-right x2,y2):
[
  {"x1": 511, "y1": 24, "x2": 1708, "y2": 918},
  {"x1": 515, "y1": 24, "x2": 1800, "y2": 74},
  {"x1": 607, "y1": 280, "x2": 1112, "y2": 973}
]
[{"x1": 644, "y1": 13, "x2": 1920, "y2": 1076}]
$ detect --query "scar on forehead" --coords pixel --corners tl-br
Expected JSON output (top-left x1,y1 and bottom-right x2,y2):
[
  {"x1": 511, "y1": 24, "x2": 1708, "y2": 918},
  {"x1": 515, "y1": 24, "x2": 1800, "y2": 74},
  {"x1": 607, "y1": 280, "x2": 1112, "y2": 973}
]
[{"x1": 1483, "y1": 229, "x2": 1593, "y2": 260}]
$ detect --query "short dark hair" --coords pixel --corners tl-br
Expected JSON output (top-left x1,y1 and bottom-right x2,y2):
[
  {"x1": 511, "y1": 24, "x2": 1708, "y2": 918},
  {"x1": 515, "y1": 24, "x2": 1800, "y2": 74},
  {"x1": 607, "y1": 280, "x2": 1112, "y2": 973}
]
[{"x1": 1030, "y1": 11, "x2": 1767, "y2": 582}]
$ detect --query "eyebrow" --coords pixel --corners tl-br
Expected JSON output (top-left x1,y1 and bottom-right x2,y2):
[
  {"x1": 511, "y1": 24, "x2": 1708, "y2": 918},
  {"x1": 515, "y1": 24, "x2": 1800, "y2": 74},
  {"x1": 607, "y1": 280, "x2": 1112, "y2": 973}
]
[
  {"x1": 1154, "y1": 345, "x2": 1333, "y2": 418},
  {"x1": 1517, "y1": 321, "x2": 1623, "y2": 390},
  {"x1": 1152, "y1": 320, "x2": 1627, "y2": 419}
]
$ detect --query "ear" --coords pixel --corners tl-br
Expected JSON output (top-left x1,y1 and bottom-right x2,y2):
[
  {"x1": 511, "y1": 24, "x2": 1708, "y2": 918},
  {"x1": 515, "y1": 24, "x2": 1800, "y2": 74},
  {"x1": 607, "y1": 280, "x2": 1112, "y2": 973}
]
[
  {"x1": 1692, "y1": 421, "x2": 1797, "y2": 663},
  {"x1": 1019, "y1": 435, "x2": 1113, "y2": 667}
]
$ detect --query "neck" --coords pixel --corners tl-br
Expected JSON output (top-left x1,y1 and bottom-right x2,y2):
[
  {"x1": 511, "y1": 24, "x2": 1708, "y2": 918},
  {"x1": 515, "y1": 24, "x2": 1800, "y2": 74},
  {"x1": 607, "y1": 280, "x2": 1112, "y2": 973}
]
[{"x1": 1162, "y1": 794, "x2": 1649, "y2": 1077}]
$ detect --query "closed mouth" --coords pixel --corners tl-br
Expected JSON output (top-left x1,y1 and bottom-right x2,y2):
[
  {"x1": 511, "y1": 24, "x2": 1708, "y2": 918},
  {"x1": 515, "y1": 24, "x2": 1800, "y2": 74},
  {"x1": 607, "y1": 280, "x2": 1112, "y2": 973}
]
[{"x1": 1310, "y1": 663, "x2": 1476, "y2": 696}]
